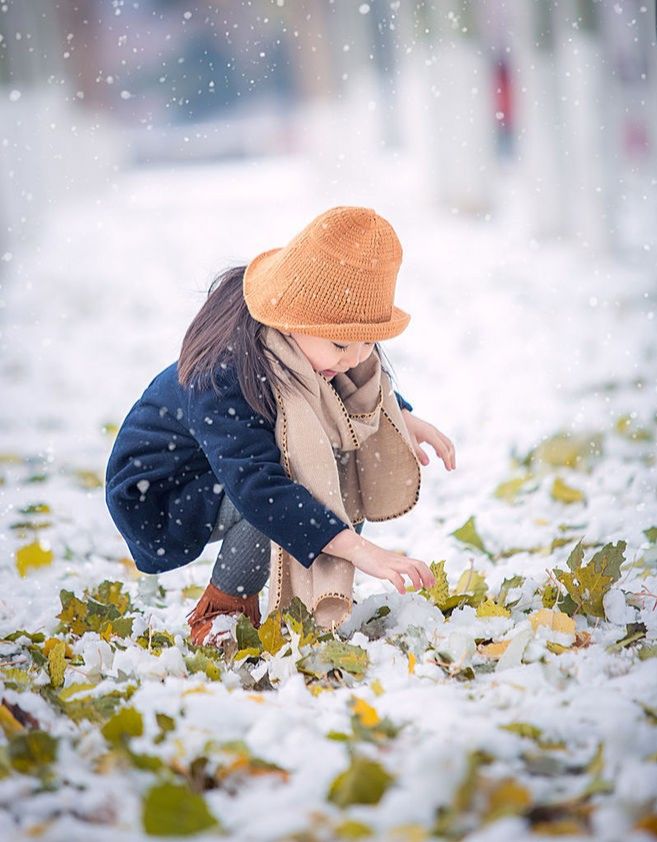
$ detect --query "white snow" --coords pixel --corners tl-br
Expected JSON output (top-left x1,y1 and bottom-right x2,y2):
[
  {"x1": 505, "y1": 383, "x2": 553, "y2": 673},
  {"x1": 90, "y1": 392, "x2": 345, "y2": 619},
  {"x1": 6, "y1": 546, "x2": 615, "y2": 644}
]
[{"x1": 0, "y1": 151, "x2": 656, "y2": 840}]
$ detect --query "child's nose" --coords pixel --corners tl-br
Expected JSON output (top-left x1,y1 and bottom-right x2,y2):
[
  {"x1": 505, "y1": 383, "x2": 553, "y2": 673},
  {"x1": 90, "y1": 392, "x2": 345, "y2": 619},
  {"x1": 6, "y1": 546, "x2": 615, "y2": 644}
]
[{"x1": 344, "y1": 343, "x2": 366, "y2": 368}]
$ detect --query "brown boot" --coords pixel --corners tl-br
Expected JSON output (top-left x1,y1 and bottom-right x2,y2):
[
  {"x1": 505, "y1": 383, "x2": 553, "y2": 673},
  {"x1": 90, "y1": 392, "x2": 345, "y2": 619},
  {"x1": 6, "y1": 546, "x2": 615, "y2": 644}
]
[{"x1": 185, "y1": 582, "x2": 261, "y2": 646}]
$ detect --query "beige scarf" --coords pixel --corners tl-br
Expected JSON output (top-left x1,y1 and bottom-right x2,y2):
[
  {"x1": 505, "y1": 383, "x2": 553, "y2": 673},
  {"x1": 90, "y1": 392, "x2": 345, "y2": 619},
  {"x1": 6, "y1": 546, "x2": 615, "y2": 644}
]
[{"x1": 261, "y1": 327, "x2": 421, "y2": 631}]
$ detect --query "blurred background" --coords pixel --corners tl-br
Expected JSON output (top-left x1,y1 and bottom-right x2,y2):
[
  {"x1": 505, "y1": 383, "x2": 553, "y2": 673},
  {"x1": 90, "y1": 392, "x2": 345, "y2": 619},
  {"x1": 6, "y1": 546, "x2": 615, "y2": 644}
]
[
  {"x1": 0, "y1": 0, "x2": 655, "y2": 569},
  {"x1": 2, "y1": 0, "x2": 656, "y2": 261}
]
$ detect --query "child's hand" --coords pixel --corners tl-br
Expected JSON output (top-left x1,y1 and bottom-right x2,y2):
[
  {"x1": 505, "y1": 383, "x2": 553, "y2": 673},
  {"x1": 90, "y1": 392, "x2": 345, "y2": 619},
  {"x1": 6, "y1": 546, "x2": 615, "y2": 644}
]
[
  {"x1": 350, "y1": 545, "x2": 436, "y2": 595},
  {"x1": 322, "y1": 530, "x2": 436, "y2": 595},
  {"x1": 401, "y1": 409, "x2": 456, "y2": 470}
]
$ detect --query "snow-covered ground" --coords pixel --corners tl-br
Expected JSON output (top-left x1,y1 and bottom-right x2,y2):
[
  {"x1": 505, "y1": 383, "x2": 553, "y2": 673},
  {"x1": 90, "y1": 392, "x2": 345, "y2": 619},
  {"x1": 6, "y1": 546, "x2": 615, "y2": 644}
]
[{"x1": 1, "y1": 153, "x2": 656, "y2": 841}]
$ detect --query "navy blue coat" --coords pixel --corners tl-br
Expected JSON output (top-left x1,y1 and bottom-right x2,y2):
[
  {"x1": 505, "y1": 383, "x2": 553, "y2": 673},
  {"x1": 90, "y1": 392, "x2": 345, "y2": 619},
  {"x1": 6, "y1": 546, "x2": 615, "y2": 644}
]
[{"x1": 104, "y1": 360, "x2": 413, "y2": 575}]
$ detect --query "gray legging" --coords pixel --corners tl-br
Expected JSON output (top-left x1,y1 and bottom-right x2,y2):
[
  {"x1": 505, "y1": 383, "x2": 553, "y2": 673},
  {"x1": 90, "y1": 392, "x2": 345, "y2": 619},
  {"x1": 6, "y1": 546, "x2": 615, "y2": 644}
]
[{"x1": 208, "y1": 491, "x2": 364, "y2": 596}]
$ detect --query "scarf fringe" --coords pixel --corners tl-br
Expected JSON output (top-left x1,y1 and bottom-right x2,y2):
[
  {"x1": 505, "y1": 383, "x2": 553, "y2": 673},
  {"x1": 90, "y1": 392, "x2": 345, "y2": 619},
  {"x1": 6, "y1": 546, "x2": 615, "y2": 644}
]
[{"x1": 186, "y1": 582, "x2": 261, "y2": 645}]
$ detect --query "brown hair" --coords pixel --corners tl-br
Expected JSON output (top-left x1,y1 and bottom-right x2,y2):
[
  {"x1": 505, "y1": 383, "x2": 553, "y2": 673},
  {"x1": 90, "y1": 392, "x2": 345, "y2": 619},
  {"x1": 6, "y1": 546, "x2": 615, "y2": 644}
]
[{"x1": 178, "y1": 265, "x2": 396, "y2": 424}]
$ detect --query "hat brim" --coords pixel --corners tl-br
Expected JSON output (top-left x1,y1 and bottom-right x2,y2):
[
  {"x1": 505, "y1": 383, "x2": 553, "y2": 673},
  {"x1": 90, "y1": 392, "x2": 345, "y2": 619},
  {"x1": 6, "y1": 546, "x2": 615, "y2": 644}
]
[{"x1": 243, "y1": 246, "x2": 411, "y2": 342}]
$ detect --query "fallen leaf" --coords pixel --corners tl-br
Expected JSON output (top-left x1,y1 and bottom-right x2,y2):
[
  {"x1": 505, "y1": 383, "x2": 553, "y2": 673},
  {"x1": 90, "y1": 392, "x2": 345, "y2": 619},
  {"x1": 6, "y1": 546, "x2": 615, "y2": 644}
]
[
  {"x1": 529, "y1": 608, "x2": 576, "y2": 636},
  {"x1": 15, "y1": 540, "x2": 54, "y2": 577}
]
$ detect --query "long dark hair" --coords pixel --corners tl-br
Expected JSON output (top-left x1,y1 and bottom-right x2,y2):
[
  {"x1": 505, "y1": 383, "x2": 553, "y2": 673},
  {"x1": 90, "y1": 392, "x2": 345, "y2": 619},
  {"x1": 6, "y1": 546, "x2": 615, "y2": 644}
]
[{"x1": 178, "y1": 265, "x2": 397, "y2": 424}]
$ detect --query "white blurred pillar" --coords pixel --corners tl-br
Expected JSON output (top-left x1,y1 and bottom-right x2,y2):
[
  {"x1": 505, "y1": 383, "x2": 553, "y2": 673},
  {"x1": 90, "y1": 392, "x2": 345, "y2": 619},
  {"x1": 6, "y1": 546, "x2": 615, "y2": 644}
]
[
  {"x1": 550, "y1": 0, "x2": 609, "y2": 252},
  {"x1": 418, "y1": 0, "x2": 495, "y2": 214},
  {"x1": 506, "y1": 0, "x2": 566, "y2": 239}
]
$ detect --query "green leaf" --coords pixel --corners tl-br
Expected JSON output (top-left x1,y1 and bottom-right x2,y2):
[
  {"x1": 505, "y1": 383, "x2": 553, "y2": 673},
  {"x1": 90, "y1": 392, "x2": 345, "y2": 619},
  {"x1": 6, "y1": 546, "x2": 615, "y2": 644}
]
[
  {"x1": 450, "y1": 516, "x2": 492, "y2": 557},
  {"x1": 3, "y1": 629, "x2": 46, "y2": 644},
  {"x1": 644, "y1": 526, "x2": 657, "y2": 544},
  {"x1": 53, "y1": 686, "x2": 138, "y2": 724},
  {"x1": 9, "y1": 730, "x2": 58, "y2": 774},
  {"x1": 606, "y1": 622, "x2": 647, "y2": 652},
  {"x1": 638, "y1": 643, "x2": 657, "y2": 661},
  {"x1": 18, "y1": 503, "x2": 51, "y2": 515},
  {"x1": 283, "y1": 596, "x2": 320, "y2": 644},
  {"x1": 497, "y1": 575, "x2": 524, "y2": 607},
  {"x1": 235, "y1": 614, "x2": 263, "y2": 653},
  {"x1": 56, "y1": 584, "x2": 136, "y2": 640},
  {"x1": 554, "y1": 539, "x2": 626, "y2": 618},
  {"x1": 328, "y1": 755, "x2": 395, "y2": 807},
  {"x1": 90, "y1": 580, "x2": 133, "y2": 614},
  {"x1": 499, "y1": 721, "x2": 566, "y2": 750},
  {"x1": 101, "y1": 706, "x2": 143, "y2": 746},
  {"x1": 154, "y1": 712, "x2": 176, "y2": 744},
  {"x1": 184, "y1": 652, "x2": 222, "y2": 681},
  {"x1": 297, "y1": 640, "x2": 369, "y2": 683},
  {"x1": 142, "y1": 782, "x2": 219, "y2": 836},
  {"x1": 136, "y1": 630, "x2": 176, "y2": 654},
  {"x1": 542, "y1": 583, "x2": 560, "y2": 609}
]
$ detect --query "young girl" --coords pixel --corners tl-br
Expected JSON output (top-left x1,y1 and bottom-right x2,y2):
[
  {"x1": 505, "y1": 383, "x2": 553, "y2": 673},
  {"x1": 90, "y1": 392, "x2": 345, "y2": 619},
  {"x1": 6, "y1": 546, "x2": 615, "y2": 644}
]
[{"x1": 105, "y1": 206, "x2": 456, "y2": 643}]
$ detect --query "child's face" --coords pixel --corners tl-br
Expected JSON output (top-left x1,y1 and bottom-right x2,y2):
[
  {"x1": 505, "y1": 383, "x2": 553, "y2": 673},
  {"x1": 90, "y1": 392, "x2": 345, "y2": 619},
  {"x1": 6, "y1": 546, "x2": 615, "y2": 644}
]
[{"x1": 289, "y1": 333, "x2": 375, "y2": 379}]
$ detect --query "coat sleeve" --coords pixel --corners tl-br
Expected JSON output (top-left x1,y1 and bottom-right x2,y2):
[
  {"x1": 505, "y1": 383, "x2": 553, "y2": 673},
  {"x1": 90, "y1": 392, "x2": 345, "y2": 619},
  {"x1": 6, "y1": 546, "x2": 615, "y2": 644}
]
[
  {"x1": 394, "y1": 390, "x2": 413, "y2": 413},
  {"x1": 183, "y1": 374, "x2": 351, "y2": 569}
]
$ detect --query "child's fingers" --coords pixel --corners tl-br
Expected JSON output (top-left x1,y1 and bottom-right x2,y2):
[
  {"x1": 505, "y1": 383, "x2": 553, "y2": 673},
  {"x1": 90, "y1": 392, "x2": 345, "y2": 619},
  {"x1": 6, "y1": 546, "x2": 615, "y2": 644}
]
[
  {"x1": 417, "y1": 561, "x2": 436, "y2": 588},
  {"x1": 386, "y1": 569, "x2": 406, "y2": 594},
  {"x1": 415, "y1": 444, "x2": 430, "y2": 466},
  {"x1": 425, "y1": 432, "x2": 455, "y2": 470},
  {"x1": 402, "y1": 563, "x2": 423, "y2": 591},
  {"x1": 436, "y1": 431, "x2": 456, "y2": 469}
]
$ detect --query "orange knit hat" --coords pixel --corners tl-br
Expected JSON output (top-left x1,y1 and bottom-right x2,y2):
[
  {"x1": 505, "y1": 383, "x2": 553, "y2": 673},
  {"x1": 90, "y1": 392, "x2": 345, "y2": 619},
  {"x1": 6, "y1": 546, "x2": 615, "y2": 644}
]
[{"x1": 242, "y1": 205, "x2": 410, "y2": 342}]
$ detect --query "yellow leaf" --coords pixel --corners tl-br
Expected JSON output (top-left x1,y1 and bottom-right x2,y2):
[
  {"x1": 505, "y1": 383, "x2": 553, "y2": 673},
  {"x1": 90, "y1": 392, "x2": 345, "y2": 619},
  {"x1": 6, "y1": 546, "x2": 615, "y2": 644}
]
[
  {"x1": 551, "y1": 477, "x2": 585, "y2": 504},
  {"x1": 529, "y1": 431, "x2": 604, "y2": 471},
  {"x1": 476, "y1": 598, "x2": 511, "y2": 618},
  {"x1": 494, "y1": 473, "x2": 534, "y2": 502},
  {"x1": 181, "y1": 684, "x2": 209, "y2": 696},
  {"x1": 73, "y1": 469, "x2": 103, "y2": 489},
  {"x1": 0, "y1": 703, "x2": 24, "y2": 737},
  {"x1": 101, "y1": 421, "x2": 119, "y2": 437},
  {"x1": 246, "y1": 694, "x2": 265, "y2": 704},
  {"x1": 407, "y1": 652, "x2": 416, "y2": 674},
  {"x1": 257, "y1": 610, "x2": 286, "y2": 655},
  {"x1": 370, "y1": 679, "x2": 385, "y2": 697},
  {"x1": 59, "y1": 682, "x2": 97, "y2": 701},
  {"x1": 181, "y1": 584, "x2": 205, "y2": 600},
  {"x1": 546, "y1": 641, "x2": 572, "y2": 655},
  {"x1": 43, "y1": 637, "x2": 73, "y2": 659},
  {"x1": 478, "y1": 640, "x2": 511, "y2": 659},
  {"x1": 454, "y1": 568, "x2": 488, "y2": 597},
  {"x1": 529, "y1": 608, "x2": 576, "y2": 636},
  {"x1": 234, "y1": 647, "x2": 262, "y2": 661},
  {"x1": 484, "y1": 776, "x2": 532, "y2": 820},
  {"x1": 351, "y1": 697, "x2": 380, "y2": 728},
  {"x1": 47, "y1": 639, "x2": 66, "y2": 688},
  {"x1": 422, "y1": 560, "x2": 450, "y2": 608},
  {"x1": 308, "y1": 684, "x2": 332, "y2": 696},
  {"x1": 634, "y1": 815, "x2": 657, "y2": 835},
  {"x1": 555, "y1": 539, "x2": 626, "y2": 618},
  {"x1": 119, "y1": 556, "x2": 142, "y2": 579},
  {"x1": 15, "y1": 540, "x2": 54, "y2": 577}
]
